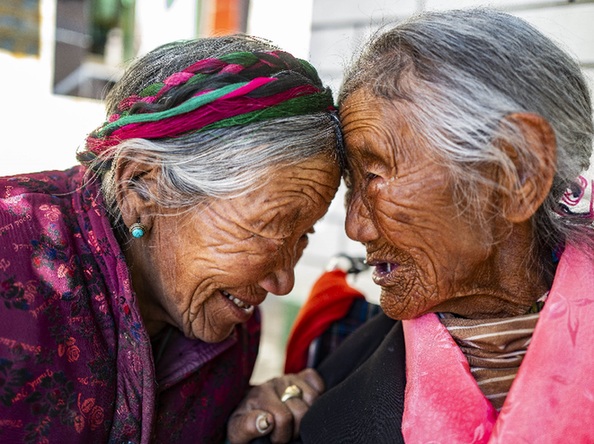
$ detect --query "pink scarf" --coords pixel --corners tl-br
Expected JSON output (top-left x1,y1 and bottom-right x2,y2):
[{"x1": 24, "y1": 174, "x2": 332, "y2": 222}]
[{"x1": 402, "y1": 243, "x2": 594, "y2": 443}]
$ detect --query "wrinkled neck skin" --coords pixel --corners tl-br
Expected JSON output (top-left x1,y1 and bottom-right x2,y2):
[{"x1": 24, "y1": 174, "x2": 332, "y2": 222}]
[
  {"x1": 122, "y1": 233, "x2": 171, "y2": 337},
  {"x1": 112, "y1": 214, "x2": 175, "y2": 338},
  {"x1": 433, "y1": 219, "x2": 550, "y2": 320}
]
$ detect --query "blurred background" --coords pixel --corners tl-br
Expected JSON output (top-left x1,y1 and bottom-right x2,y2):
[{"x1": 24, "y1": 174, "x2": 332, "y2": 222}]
[{"x1": 2, "y1": 0, "x2": 593, "y2": 383}]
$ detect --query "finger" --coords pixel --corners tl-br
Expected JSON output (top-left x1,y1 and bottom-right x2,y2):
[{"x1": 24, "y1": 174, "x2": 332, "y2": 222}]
[
  {"x1": 274, "y1": 383, "x2": 310, "y2": 441},
  {"x1": 266, "y1": 373, "x2": 325, "y2": 442},
  {"x1": 278, "y1": 397, "x2": 309, "y2": 440},
  {"x1": 227, "y1": 410, "x2": 274, "y2": 444},
  {"x1": 256, "y1": 411, "x2": 274, "y2": 436},
  {"x1": 268, "y1": 406, "x2": 294, "y2": 444},
  {"x1": 276, "y1": 376, "x2": 321, "y2": 407},
  {"x1": 297, "y1": 368, "x2": 325, "y2": 403}
]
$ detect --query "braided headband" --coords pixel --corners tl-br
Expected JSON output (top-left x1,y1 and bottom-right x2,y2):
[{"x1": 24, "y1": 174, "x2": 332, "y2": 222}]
[{"x1": 79, "y1": 50, "x2": 336, "y2": 164}]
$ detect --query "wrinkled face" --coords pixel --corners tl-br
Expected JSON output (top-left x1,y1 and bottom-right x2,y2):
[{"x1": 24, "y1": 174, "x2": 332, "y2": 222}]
[
  {"x1": 139, "y1": 156, "x2": 340, "y2": 342},
  {"x1": 341, "y1": 89, "x2": 497, "y2": 320}
]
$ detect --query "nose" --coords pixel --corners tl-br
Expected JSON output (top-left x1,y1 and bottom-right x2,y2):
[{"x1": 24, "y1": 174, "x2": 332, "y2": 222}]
[
  {"x1": 258, "y1": 266, "x2": 295, "y2": 296},
  {"x1": 345, "y1": 190, "x2": 379, "y2": 243}
]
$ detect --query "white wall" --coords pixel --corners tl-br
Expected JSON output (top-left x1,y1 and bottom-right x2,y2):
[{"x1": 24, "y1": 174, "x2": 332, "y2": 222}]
[
  {"x1": 1, "y1": 0, "x2": 204, "y2": 179},
  {"x1": 1, "y1": 0, "x2": 104, "y2": 177},
  {"x1": 247, "y1": 0, "x2": 314, "y2": 59},
  {"x1": 135, "y1": 0, "x2": 198, "y2": 54}
]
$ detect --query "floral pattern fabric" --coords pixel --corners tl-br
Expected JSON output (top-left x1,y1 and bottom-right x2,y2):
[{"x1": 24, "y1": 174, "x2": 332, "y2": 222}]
[{"x1": 0, "y1": 166, "x2": 260, "y2": 443}]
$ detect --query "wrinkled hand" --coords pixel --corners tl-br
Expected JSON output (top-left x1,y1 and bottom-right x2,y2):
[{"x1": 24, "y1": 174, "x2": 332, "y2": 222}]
[{"x1": 227, "y1": 368, "x2": 324, "y2": 444}]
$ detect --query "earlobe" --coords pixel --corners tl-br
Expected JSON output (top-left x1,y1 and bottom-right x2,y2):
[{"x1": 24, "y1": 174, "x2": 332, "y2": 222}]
[
  {"x1": 497, "y1": 112, "x2": 556, "y2": 223},
  {"x1": 114, "y1": 155, "x2": 160, "y2": 230}
]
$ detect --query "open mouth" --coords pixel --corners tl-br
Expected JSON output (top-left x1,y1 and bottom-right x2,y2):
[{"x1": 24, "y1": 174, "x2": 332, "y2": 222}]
[
  {"x1": 370, "y1": 261, "x2": 399, "y2": 285},
  {"x1": 374, "y1": 262, "x2": 398, "y2": 276},
  {"x1": 222, "y1": 290, "x2": 254, "y2": 313}
]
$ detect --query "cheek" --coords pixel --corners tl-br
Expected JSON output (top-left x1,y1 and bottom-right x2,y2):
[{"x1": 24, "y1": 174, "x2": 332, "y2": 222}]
[
  {"x1": 163, "y1": 250, "x2": 208, "y2": 304},
  {"x1": 158, "y1": 222, "x2": 229, "y2": 298},
  {"x1": 224, "y1": 241, "x2": 283, "y2": 283},
  {"x1": 369, "y1": 186, "x2": 424, "y2": 244},
  {"x1": 151, "y1": 228, "x2": 185, "y2": 290},
  {"x1": 240, "y1": 250, "x2": 276, "y2": 272},
  {"x1": 371, "y1": 177, "x2": 463, "y2": 246}
]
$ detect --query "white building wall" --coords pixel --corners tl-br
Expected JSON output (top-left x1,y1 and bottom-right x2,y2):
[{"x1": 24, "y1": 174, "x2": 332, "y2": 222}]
[
  {"x1": 1, "y1": 0, "x2": 104, "y2": 177},
  {"x1": 0, "y1": 0, "x2": 201, "y2": 178}
]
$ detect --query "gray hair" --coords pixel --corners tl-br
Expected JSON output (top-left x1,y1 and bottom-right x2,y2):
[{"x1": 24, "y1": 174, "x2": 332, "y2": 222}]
[
  {"x1": 87, "y1": 35, "x2": 340, "y2": 226},
  {"x1": 340, "y1": 8, "x2": 593, "y2": 272}
]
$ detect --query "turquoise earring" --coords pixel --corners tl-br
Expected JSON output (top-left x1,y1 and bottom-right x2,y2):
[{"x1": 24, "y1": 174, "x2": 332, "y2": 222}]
[{"x1": 129, "y1": 222, "x2": 146, "y2": 239}]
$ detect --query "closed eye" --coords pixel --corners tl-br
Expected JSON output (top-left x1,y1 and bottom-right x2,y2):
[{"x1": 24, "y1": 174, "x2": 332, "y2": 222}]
[{"x1": 300, "y1": 227, "x2": 315, "y2": 242}]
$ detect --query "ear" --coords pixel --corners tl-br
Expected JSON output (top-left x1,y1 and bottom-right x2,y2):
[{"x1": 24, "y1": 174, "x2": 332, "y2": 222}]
[
  {"x1": 497, "y1": 113, "x2": 556, "y2": 223},
  {"x1": 114, "y1": 155, "x2": 160, "y2": 231}
]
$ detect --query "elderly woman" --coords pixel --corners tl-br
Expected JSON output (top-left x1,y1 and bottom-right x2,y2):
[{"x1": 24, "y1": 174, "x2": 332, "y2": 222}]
[
  {"x1": 235, "y1": 8, "x2": 594, "y2": 444},
  {"x1": 0, "y1": 34, "x2": 341, "y2": 443}
]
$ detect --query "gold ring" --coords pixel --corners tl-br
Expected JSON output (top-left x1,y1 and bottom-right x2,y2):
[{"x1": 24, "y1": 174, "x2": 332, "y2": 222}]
[{"x1": 280, "y1": 384, "x2": 303, "y2": 403}]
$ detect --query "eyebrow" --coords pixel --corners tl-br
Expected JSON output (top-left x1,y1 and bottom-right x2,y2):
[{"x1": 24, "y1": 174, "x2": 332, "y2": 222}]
[
  {"x1": 347, "y1": 144, "x2": 386, "y2": 168},
  {"x1": 250, "y1": 209, "x2": 301, "y2": 239}
]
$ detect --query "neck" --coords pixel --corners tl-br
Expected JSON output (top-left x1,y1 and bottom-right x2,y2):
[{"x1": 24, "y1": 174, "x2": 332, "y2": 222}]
[
  {"x1": 436, "y1": 220, "x2": 551, "y2": 319},
  {"x1": 121, "y1": 234, "x2": 168, "y2": 338}
]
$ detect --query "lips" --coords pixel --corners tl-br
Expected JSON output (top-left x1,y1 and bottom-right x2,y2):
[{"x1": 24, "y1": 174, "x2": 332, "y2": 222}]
[
  {"x1": 221, "y1": 290, "x2": 255, "y2": 314},
  {"x1": 367, "y1": 259, "x2": 399, "y2": 285},
  {"x1": 375, "y1": 262, "x2": 397, "y2": 275}
]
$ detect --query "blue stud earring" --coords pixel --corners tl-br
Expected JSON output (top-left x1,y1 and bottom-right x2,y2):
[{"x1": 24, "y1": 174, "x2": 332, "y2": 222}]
[{"x1": 129, "y1": 222, "x2": 146, "y2": 239}]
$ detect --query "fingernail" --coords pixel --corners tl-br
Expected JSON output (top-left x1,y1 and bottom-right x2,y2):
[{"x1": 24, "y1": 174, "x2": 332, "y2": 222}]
[{"x1": 256, "y1": 413, "x2": 271, "y2": 434}]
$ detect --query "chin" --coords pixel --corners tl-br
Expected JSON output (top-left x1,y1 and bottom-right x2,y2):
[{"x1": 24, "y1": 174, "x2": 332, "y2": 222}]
[
  {"x1": 380, "y1": 293, "x2": 414, "y2": 320},
  {"x1": 195, "y1": 326, "x2": 235, "y2": 343}
]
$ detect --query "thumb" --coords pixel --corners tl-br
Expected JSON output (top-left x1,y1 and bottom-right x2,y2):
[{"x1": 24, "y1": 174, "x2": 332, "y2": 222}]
[{"x1": 227, "y1": 410, "x2": 274, "y2": 444}]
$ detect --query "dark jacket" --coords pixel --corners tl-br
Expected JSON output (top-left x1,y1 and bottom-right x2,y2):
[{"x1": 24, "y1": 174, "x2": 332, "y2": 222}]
[{"x1": 300, "y1": 313, "x2": 405, "y2": 443}]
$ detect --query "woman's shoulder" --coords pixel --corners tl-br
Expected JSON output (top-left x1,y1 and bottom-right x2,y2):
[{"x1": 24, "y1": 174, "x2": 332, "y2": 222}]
[
  {"x1": 0, "y1": 166, "x2": 94, "y2": 269},
  {"x1": 0, "y1": 166, "x2": 83, "y2": 196},
  {"x1": 300, "y1": 314, "x2": 406, "y2": 444},
  {"x1": 316, "y1": 312, "x2": 401, "y2": 386}
]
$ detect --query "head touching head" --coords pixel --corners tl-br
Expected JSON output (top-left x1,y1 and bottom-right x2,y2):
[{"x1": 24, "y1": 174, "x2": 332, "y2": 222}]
[
  {"x1": 80, "y1": 34, "x2": 343, "y2": 226},
  {"x1": 340, "y1": 8, "x2": 593, "y2": 256}
]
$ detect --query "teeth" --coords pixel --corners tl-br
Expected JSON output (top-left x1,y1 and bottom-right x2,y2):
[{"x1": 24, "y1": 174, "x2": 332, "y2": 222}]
[
  {"x1": 377, "y1": 262, "x2": 396, "y2": 273},
  {"x1": 222, "y1": 291, "x2": 253, "y2": 311}
]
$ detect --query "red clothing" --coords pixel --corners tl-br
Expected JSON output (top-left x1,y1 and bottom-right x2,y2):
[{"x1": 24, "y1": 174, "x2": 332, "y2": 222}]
[
  {"x1": 284, "y1": 269, "x2": 364, "y2": 374},
  {"x1": 0, "y1": 167, "x2": 260, "y2": 443}
]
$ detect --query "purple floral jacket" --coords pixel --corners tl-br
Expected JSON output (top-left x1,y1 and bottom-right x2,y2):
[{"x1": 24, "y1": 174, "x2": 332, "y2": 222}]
[{"x1": 0, "y1": 166, "x2": 260, "y2": 443}]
